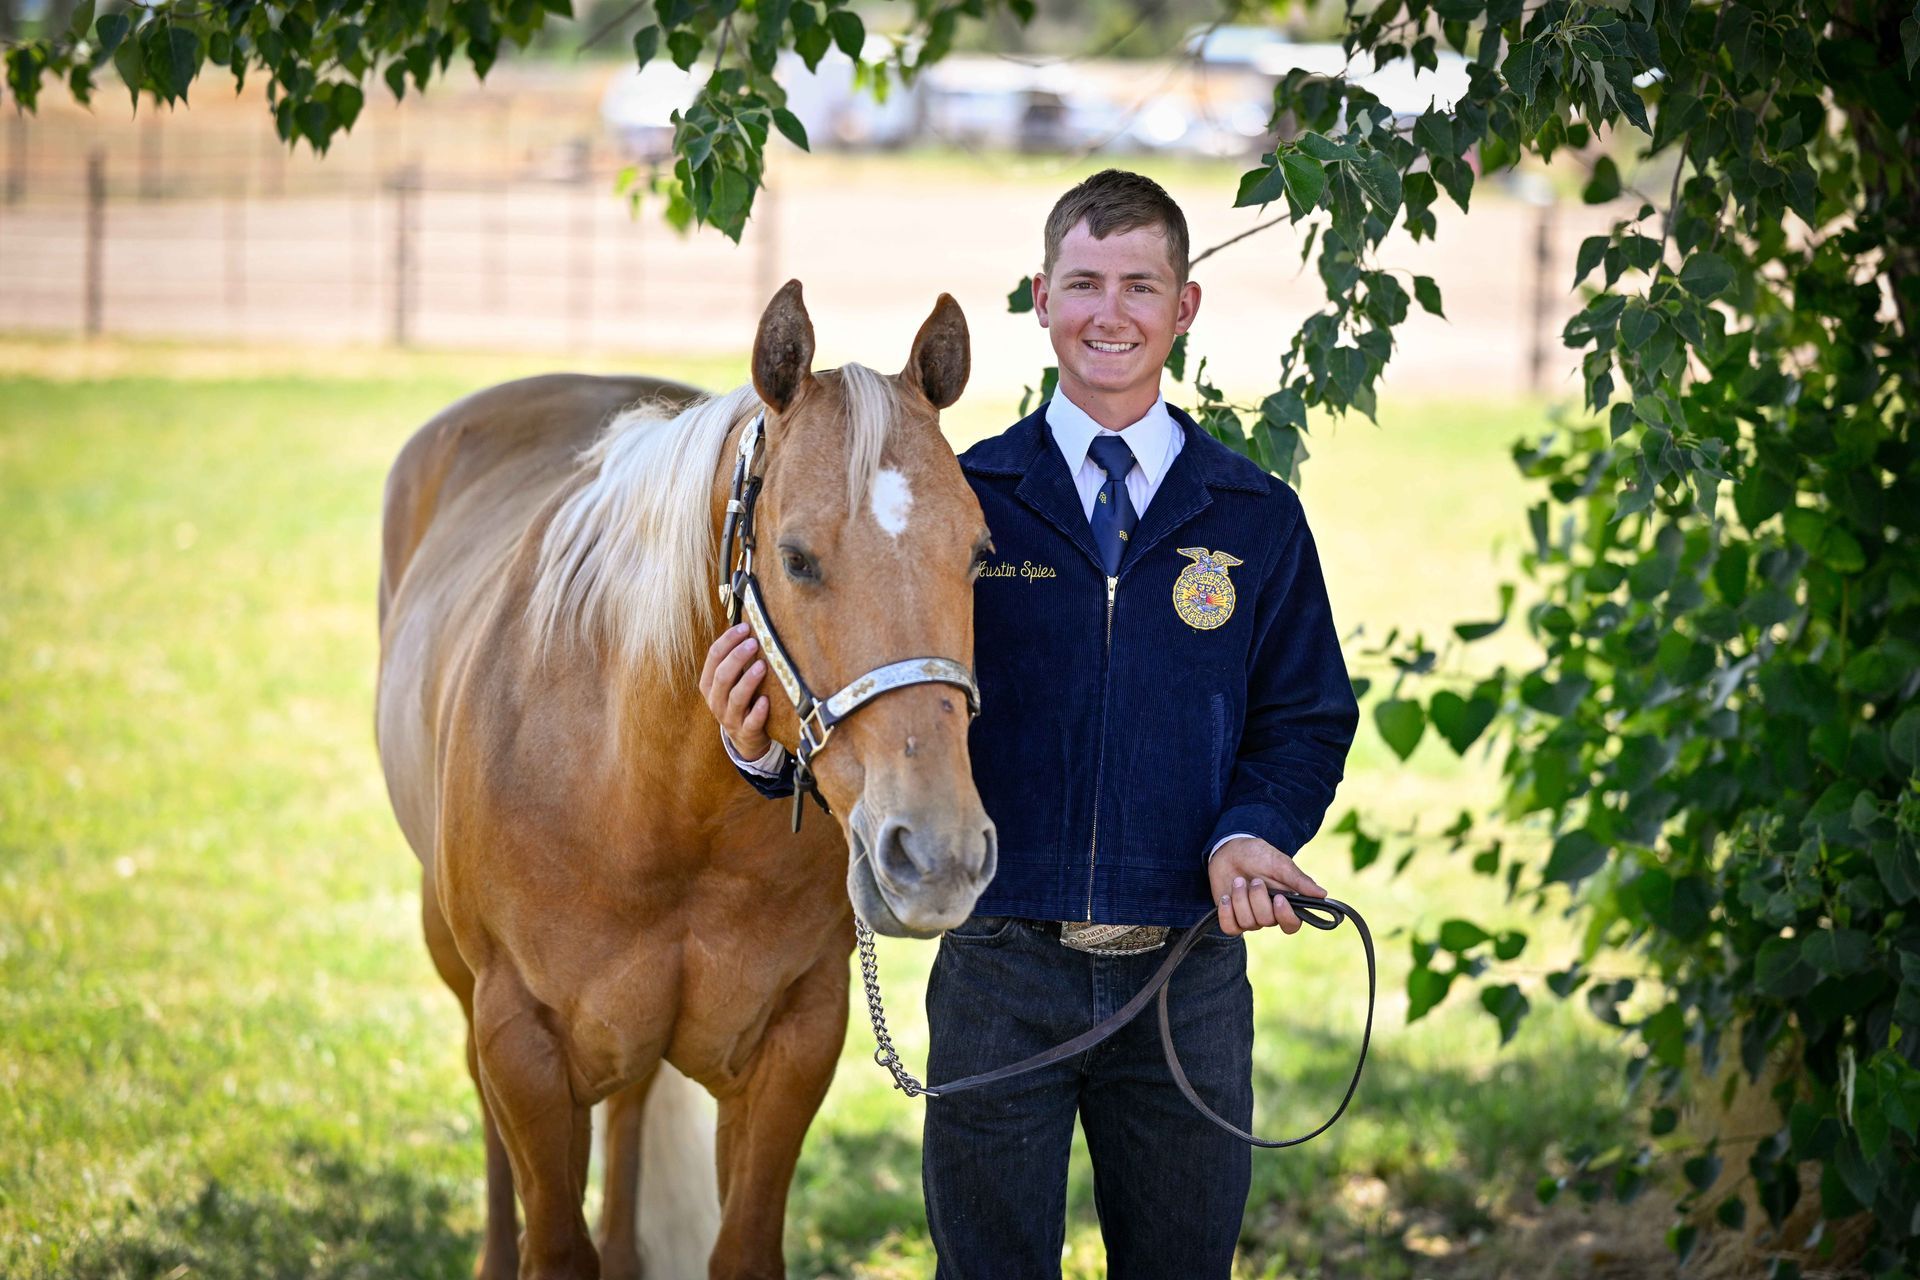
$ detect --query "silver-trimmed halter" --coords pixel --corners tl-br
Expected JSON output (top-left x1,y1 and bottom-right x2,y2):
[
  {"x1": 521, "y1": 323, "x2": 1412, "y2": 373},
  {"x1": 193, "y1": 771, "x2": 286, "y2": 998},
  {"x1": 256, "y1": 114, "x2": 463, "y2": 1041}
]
[{"x1": 717, "y1": 410, "x2": 982, "y2": 833}]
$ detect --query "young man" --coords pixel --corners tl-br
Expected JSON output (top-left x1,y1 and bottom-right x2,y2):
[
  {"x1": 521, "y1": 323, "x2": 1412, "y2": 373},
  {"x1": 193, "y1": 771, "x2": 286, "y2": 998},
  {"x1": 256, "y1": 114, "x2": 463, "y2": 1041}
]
[{"x1": 702, "y1": 170, "x2": 1358, "y2": 1276}]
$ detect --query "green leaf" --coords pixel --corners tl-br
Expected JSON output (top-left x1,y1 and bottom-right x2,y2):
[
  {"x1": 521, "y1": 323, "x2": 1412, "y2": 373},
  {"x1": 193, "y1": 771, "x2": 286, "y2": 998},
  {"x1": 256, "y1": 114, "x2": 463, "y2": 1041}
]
[
  {"x1": 1620, "y1": 300, "x2": 1660, "y2": 349},
  {"x1": 1006, "y1": 276, "x2": 1033, "y2": 314},
  {"x1": 771, "y1": 106, "x2": 809, "y2": 151},
  {"x1": 113, "y1": 27, "x2": 145, "y2": 107},
  {"x1": 1643, "y1": 1001, "x2": 1689, "y2": 1067},
  {"x1": 1801, "y1": 929, "x2": 1870, "y2": 975},
  {"x1": 711, "y1": 164, "x2": 748, "y2": 222},
  {"x1": 1413, "y1": 109, "x2": 1453, "y2": 156},
  {"x1": 1679, "y1": 251, "x2": 1734, "y2": 298},
  {"x1": 1889, "y1": 708, "x2": 1920, "y2": 766},
  {"x1": 1234, "y1": 164, "x2": 1286, "y2": 210},
  {"x1": 795, "y1": 22, "x2": 831, "y2": 70},
  {"x1": 385, "y1": 60, "x2": 408, "y2": 101},
  {"x1": 1574, "y1": 237, "x2": 1605, "y2": 285},
  {"x1": 1259, "y1": 386, "x2": 1305, "y2": 431},
  {"x1": 1407, "y1": 966, "x2": 1453, "y2": 1021},
  {"x1": 1413, "y1": 275, "x2": 1445, "y2": 318},
  {"x1": 1480, "y1": 983, "x2": 1529, "y2": 1045},
  {"x1": 70, "y1": 0, "x2": 96, "y2": 40},
  {"x1": 1278, "y1": 152, "x2": 1327, "y2": 211},
  {"x1": 1543, "y1": 830, "x2": 1607, "y2": 884},
  {"x1": 165, "y1": 24, "x2": 203, "y2": 102},
  {"x1": 825, "y1": 9, "x2": 864, "y2": 60},
  {"x1": 1684, "y1": 1151, "x2": 1723, "y2": 1191},
  {"x1": 1373, "y1": 698, "x2": 1426, "y2": 761},
  {"x1": 1581, "y1": 155, "x2": 1621, "y2": 203},
  {"x1": 1353, "y1": 149, "x2": 1403, "y2": 219},
  {"x1": 1295, "y1": 131, "x2": 1349, "y2": 161},
  {"x1": 296, "y1": 99, "x2": 333, "y2": 149},
  {"x1": 1756, "y1": 938, "x2": 1819, "y2": 997},
  {"x1": 1439, "y1": 919, "x2": 1490, "y2": 951},
  {"x1": 332, "y1": 83, "x2": 364, "y2": 131},
  {"x1": 94, "y1": 12, "x2": 129, "y2": 56},
  {"x1": 1382, "y1": 702, "x2": 1428, "y2": 759},
  {"x1": 632, "y1": 25, "x2": 660, "y2": 69},
  {"x1": 1502, "y1": 39, "x2": 1543, "y2": 101},
  {"x1": 667, "y1": 29, "x2": 702, "y2": 71},
  {"x1": 1347, "y1": 819, "x2": 1382, "y2": 872},
  {"x1": 1429, "y1": 689, "x2": 1496, "y2": 754}
]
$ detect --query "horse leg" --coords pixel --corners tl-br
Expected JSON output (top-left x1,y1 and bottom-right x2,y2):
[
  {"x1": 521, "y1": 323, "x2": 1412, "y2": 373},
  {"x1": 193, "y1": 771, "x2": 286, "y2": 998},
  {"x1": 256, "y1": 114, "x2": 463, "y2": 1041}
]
[
  {"x1": 472, "y1": 963, "x2": 600, "y2": 1280},
  {"x1": 423, "y1": 883, "x2": 520, "y2": 1280},
  {"x1": 596, "y1": 1068, "x2": 659, "y2": 1280},
  {"x1": 708, "y1": 950, "x2": 849, "y2": 1280}
]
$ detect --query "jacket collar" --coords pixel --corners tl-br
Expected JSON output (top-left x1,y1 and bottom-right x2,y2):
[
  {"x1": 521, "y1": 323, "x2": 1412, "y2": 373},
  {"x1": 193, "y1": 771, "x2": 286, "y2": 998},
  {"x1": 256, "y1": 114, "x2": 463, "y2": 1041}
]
[{"x1": 962, "y1": 399, "x2": 1271, "y2": 578}]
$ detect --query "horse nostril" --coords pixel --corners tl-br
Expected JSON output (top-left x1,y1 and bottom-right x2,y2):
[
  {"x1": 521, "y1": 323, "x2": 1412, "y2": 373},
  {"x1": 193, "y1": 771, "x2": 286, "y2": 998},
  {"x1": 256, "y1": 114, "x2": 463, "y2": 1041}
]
[{"x1": 875, "y1": 818, "x2": 922, "y2": 888}]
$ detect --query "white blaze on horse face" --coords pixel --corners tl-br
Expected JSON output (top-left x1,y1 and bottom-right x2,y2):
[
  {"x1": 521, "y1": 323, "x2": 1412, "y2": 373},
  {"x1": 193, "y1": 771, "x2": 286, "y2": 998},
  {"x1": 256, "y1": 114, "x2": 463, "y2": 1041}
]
[{"x1": 870, "y1": 467, "x2": 913, "y2": 538}]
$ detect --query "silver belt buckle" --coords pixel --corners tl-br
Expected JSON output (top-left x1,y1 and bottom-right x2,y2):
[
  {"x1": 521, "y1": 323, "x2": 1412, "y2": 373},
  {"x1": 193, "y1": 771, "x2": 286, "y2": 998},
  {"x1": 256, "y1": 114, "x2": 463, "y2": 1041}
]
[{"x1": 1057, "y1": 921, "x2": 1169, "y2": 955}]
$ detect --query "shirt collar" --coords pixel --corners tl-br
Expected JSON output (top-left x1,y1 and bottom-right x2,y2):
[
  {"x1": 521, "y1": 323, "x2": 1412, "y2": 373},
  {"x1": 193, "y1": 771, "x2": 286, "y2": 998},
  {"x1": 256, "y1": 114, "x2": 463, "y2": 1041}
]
[{"x1": 1045, "y1": 390, "x2": 1178, "y2": 488}]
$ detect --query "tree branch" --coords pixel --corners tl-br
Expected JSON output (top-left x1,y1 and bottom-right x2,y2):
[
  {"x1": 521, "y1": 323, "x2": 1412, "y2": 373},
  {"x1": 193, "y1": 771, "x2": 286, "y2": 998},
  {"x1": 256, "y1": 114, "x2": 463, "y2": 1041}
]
[
  {"x1": 1189, "y1": 213, "x2": 1293, "y2": 269},
  {"x1": 578, "y1": 1, "x2": 647, "y2": 55}
]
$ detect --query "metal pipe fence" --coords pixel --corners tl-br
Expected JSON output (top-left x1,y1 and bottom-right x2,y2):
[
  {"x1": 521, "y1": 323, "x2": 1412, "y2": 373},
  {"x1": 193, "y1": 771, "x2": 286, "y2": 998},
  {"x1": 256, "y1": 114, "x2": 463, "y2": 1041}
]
[{"x1": 0, "y1": 78, "x2": 1613, "y2": 396}]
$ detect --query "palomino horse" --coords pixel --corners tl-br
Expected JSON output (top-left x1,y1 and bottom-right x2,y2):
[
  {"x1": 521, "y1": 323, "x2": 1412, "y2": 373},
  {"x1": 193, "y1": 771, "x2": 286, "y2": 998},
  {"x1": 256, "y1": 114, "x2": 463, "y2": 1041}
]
[{"x1": 375, "y1": 281, "x2": 997, "y2": 1279}]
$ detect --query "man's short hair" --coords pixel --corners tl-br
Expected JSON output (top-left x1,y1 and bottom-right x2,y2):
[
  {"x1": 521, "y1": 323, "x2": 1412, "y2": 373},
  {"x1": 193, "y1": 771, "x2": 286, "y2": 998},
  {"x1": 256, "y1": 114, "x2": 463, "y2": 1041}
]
[{"x1": 1042, "y1": 169, "x2": 1191, "y2": 285}]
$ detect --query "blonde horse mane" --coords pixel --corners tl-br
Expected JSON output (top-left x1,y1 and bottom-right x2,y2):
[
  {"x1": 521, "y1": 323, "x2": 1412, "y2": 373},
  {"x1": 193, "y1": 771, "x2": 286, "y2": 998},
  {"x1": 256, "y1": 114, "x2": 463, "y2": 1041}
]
[{"x1": 524, "y1": 365, "x2": 901, "y2": 683}]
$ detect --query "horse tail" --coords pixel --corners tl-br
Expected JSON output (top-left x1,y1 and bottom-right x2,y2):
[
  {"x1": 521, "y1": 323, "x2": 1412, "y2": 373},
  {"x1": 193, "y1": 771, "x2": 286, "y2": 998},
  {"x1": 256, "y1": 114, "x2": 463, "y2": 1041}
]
[{"x1": 593, "y1": 1062, "x2": 721, "y2": 1274}]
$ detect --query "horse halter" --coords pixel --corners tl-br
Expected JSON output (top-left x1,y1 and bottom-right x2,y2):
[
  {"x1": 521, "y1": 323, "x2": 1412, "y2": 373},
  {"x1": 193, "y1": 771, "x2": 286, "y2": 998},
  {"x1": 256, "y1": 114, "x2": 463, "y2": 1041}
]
[{"x1": 717, "y1": 410, "x2": 982, "y2": 833}]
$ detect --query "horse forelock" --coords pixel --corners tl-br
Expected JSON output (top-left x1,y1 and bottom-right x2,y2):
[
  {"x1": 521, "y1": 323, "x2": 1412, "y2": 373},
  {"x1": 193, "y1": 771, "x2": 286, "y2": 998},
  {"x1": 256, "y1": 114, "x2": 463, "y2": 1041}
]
[{"x1": 522, "y1": 364, "x2": 910, "y2": 687}]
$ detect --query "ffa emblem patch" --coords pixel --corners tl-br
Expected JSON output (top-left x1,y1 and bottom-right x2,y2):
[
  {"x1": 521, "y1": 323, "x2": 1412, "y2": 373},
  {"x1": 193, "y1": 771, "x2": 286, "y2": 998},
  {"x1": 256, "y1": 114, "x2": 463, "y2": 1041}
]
[{"x1": 1172, "y1": 547, "x2": 1243, "y2": 630}]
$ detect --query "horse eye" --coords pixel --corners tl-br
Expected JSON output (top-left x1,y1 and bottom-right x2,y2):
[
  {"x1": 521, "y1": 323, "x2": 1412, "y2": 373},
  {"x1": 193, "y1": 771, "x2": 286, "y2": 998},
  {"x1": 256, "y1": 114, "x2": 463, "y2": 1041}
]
[{"x1": 781, "y1": 548, "x2": 817, "y2": 580}]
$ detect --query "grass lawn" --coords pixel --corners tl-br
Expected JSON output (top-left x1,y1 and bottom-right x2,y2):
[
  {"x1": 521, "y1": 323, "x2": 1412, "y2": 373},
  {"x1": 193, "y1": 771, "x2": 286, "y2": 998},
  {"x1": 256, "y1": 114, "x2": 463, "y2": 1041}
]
[{"x1": 0, "y1": 336, "x2": 1671, "y2": 1278}]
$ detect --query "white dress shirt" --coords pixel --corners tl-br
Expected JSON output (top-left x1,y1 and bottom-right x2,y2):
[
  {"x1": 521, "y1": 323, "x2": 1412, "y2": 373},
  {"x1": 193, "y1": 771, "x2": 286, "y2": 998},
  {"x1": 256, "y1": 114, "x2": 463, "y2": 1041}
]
[
  {"x1": 724, "y1": 389, "x2": 1253, "y2": 863},
  {"x1": 1046, "y1": 389, "x2": 1184, "y2": 524}
]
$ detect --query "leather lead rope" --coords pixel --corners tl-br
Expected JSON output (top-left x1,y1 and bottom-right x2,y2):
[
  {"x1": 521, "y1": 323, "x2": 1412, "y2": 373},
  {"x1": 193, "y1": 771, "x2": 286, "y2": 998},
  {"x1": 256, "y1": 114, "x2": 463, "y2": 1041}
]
[{"x1": 857, "y1": 894, "x2": 1375, "y2": 1149}]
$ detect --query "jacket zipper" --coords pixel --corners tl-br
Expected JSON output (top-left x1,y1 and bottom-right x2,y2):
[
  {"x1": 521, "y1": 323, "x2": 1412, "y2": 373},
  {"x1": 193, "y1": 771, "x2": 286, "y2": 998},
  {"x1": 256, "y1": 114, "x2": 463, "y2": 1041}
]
[{"x1": 1084, "y1": 573, "x2": 1118, "y2": 921}]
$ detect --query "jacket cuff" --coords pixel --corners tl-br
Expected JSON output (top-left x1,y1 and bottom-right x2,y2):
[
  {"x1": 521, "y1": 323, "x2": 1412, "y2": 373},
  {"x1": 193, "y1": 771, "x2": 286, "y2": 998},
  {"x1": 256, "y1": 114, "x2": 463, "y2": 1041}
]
[
  {"x1": 1207, "y1": 806, "x2": 1308, "y2": 863},
  {"x1": 722, "y1": 730, "x2": 789, "y2": 777},
  {"x1": 1207, "y1": 832, "x2": 1258, "y2": 861},
  {"x1": 721, "y1": 731, "x2": 796, "y2": 798}
]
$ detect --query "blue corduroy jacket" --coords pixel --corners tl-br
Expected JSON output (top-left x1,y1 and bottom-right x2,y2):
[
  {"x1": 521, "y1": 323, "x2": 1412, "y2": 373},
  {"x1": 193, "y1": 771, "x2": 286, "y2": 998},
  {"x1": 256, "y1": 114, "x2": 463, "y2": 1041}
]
[{"x1": 735, "y1": 401, "x2": 1359, "y2": 927}]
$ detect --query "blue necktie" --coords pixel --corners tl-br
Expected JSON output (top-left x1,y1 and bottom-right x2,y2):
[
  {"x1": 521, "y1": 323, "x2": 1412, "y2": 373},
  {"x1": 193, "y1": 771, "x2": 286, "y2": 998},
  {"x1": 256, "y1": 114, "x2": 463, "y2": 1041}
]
[{"x1": 1087, "y1": 434, "x2": 1138, "y2": 577}]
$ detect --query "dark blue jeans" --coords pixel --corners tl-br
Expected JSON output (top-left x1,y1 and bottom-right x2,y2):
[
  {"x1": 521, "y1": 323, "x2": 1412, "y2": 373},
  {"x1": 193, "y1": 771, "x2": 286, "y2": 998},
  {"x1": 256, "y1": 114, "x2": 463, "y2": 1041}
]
[{"x1": 921, "y1": 915, "x2": 1254, "y2": 1280}]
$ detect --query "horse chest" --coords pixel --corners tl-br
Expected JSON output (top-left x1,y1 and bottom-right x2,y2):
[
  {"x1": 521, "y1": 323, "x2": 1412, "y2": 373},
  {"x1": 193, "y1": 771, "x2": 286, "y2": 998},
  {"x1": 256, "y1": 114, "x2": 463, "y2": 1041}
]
[{"x1": 561, "y1": 888, "x2": 850, "y2": 1097}]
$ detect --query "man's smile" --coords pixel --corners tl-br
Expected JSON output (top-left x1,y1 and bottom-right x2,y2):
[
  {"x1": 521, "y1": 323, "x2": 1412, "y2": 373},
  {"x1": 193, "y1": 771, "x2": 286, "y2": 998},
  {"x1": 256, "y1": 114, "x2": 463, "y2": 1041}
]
[{"x1": 1085, "y1": 339, "x2": 1139, "y2": 353}]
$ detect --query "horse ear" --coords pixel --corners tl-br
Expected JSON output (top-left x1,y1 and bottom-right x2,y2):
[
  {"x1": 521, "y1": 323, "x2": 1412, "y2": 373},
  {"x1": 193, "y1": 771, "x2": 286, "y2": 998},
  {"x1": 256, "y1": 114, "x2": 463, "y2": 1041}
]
[
  {"x1": 753, "y1": 279, "x2": 815, "y2": 413},
  {"x1": 902, "y1": 293, "x2": 970, "y2": 410}
]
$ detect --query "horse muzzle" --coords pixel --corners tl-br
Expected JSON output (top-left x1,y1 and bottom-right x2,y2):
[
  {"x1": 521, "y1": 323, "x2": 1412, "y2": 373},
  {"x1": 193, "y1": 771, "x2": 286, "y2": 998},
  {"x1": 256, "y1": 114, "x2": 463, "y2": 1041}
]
[{"x1": 846, "y1": 799, "x2": 997, "y2": 938}]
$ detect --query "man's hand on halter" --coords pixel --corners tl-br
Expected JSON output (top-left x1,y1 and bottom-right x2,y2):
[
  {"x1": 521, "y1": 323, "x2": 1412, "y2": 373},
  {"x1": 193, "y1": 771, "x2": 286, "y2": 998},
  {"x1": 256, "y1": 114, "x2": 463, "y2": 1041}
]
[
  {"x1": 701, "y1": 623, "x2": 775, "y2": 759},
  {"x1": 1208, "y1": 837, "x2": 1327, "y2": 937}
]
